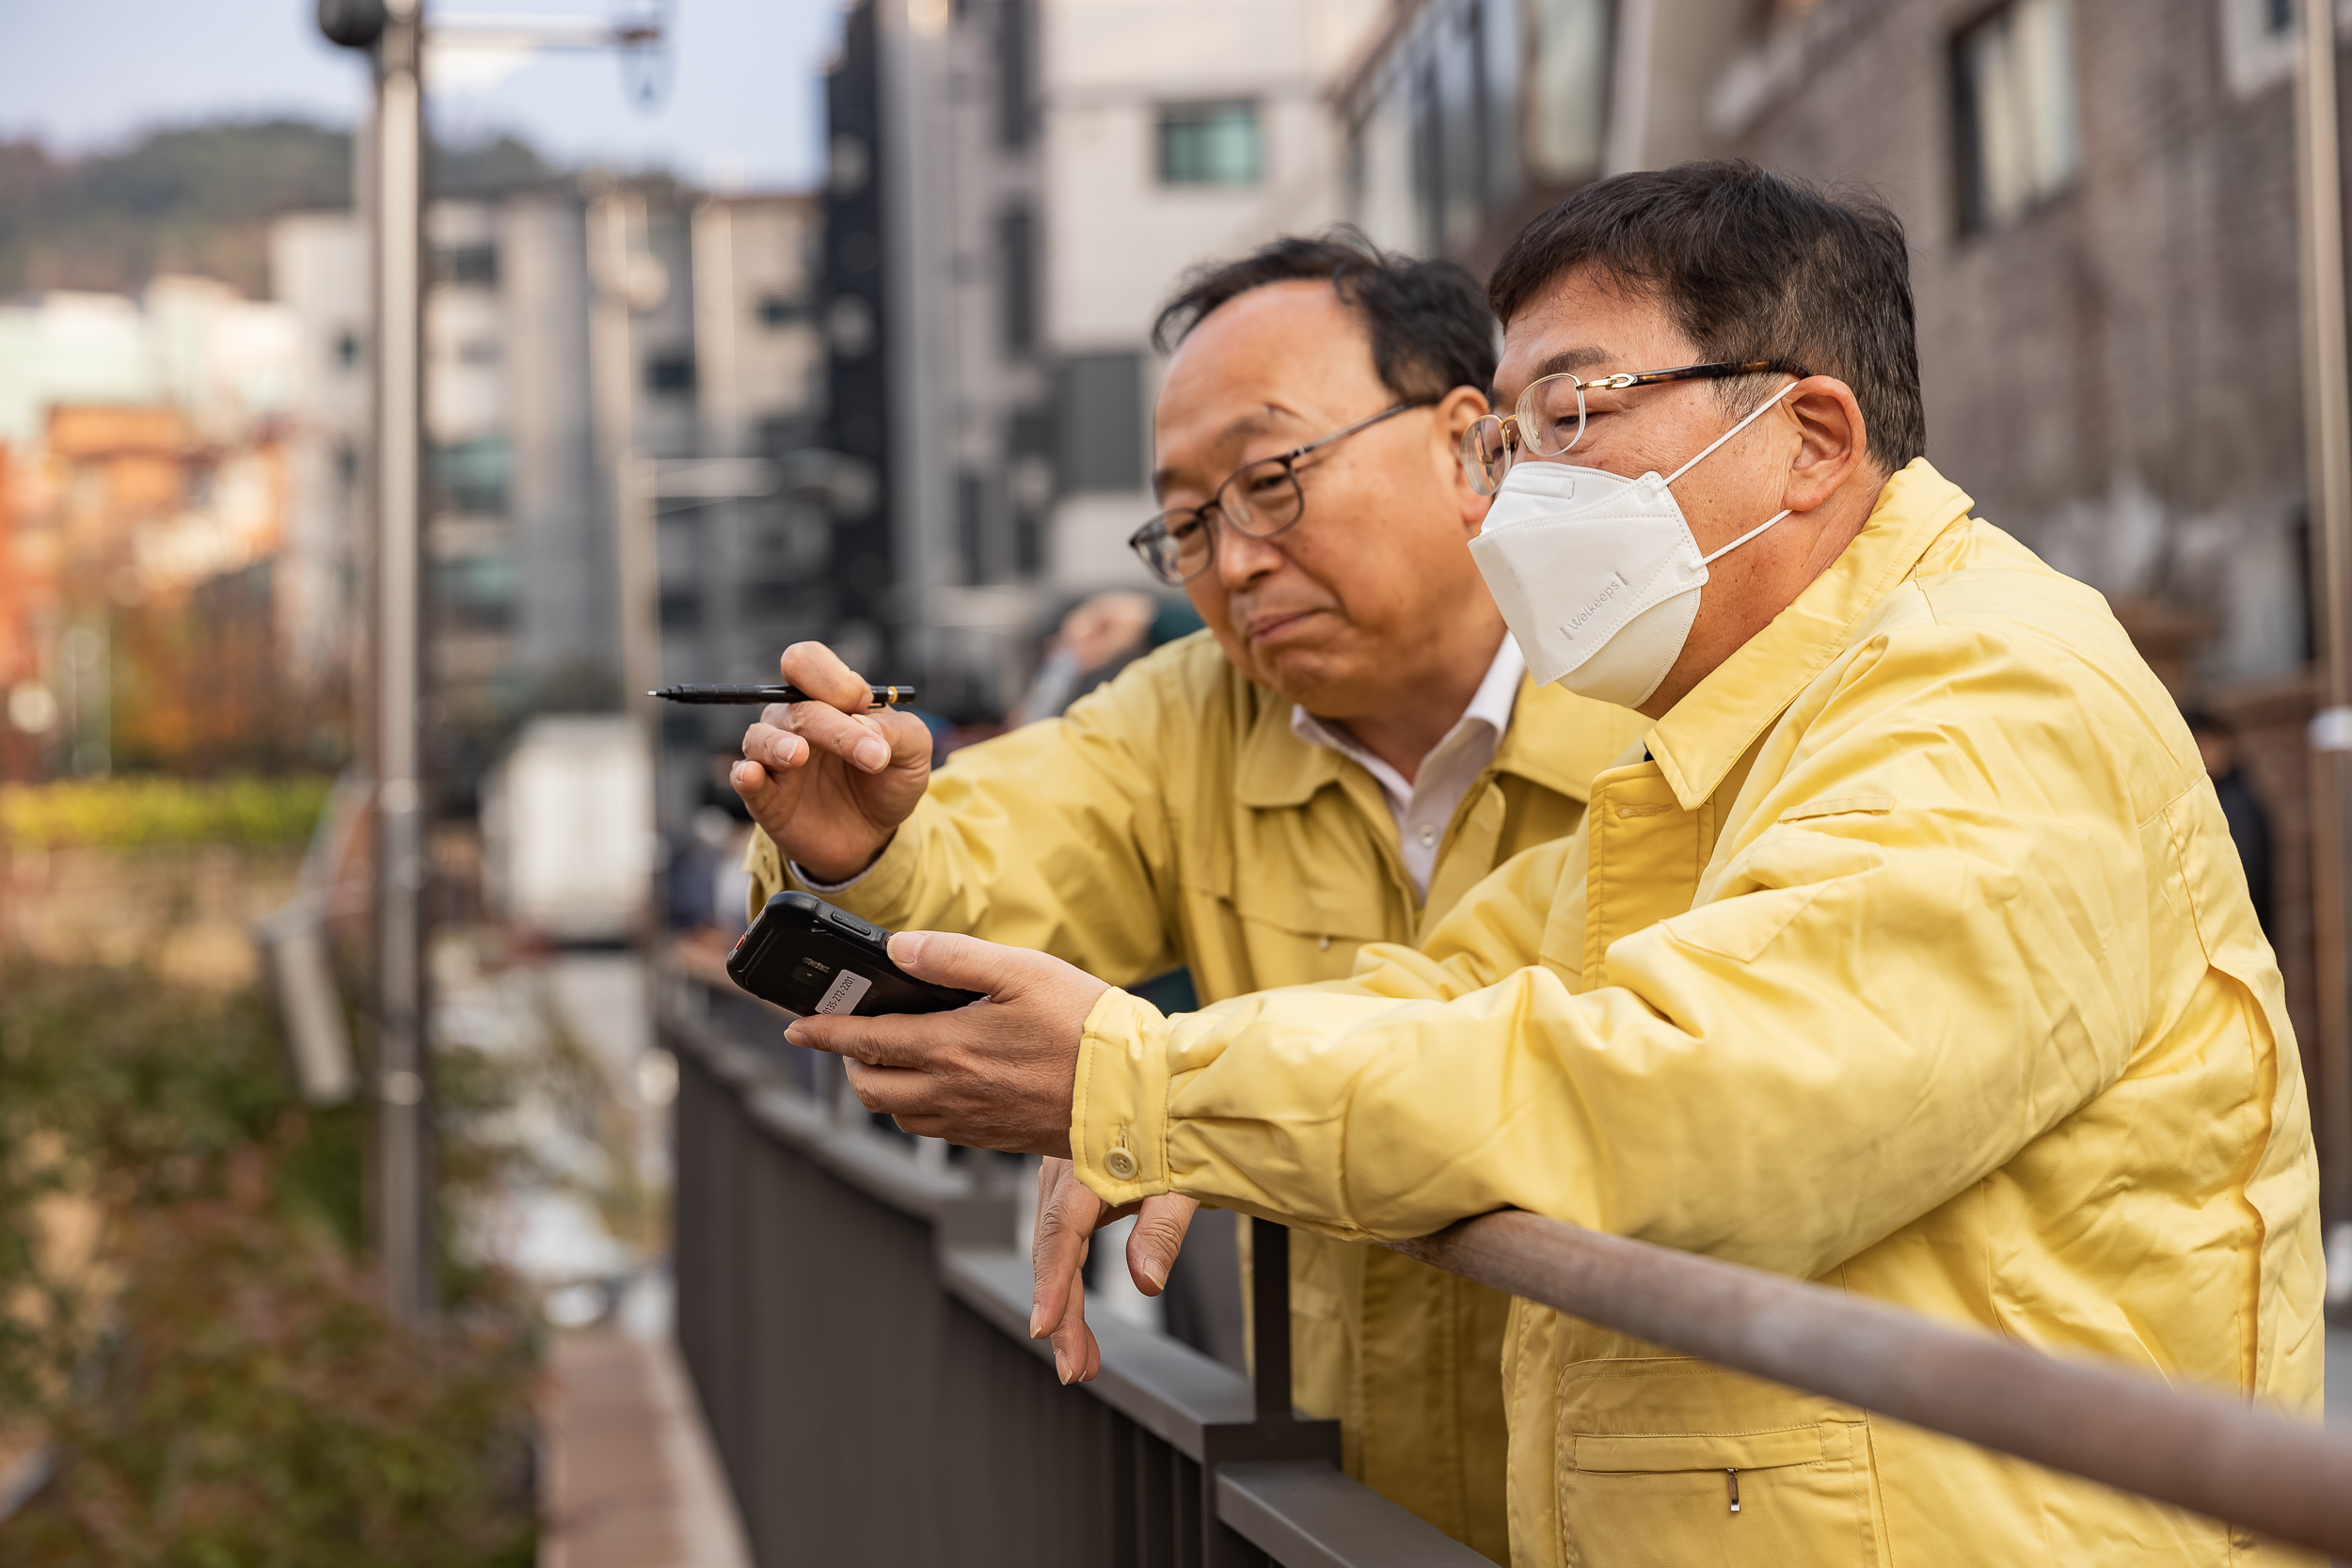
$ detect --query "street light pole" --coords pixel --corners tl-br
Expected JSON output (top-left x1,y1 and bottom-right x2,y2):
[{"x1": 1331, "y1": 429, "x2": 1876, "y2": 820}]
[
  {"x1": 319, "y1": 0, "x2": 669, "y2": 1323},
  {"x1": 320, "y1": 0, "x2": 432, "y2": 1323},
  {"x1": 372, "y1": 0, "x2": 434, "y2": 1325}
]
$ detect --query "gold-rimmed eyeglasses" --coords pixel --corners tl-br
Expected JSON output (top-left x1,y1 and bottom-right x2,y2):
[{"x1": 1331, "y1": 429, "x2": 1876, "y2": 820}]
[
  {"x1": 1128, "y1": 398, "x2": 1438, "y2": 586},
  {"x1": 1458, "y1": 358, "x2": 1810, "y2": 496}
]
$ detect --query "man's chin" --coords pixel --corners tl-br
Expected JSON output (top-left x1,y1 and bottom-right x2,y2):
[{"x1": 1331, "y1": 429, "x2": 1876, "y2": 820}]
[{"x1": 1250, "y1": 643, "x2": 1365, "y2": 712}]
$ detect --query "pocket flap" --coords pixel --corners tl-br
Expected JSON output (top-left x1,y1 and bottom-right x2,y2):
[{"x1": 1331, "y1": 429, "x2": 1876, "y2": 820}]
[
  {"x1": 1777, "y1": 794, "x2": 1895, "y2": 823},
  {"x1": 1572, "y1": 1423, "x2": 1834, "y2": 1473}
]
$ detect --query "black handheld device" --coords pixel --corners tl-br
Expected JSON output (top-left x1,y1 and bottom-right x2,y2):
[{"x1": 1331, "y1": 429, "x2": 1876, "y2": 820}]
[{"x1": 725, "y1": 891, "x2": 982, "y2": 1017}]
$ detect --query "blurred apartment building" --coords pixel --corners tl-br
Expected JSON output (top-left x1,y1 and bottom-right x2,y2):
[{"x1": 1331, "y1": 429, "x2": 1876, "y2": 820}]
[
  {"x1": 0, "y1": 278, "x2": 303, "y2": 781},
  {"x1": 833, "y1": 0, "x2": 2314, "y2": 705},
  {"x1": 822, "y1": 0, "x2": 1384, "y2": 714},
  {"x1": 269, "y1": 182, "x2": 824, "y2": 817},
  {"x1": 1337, "y1": 0, "x2": 2309, "y2": 695}
]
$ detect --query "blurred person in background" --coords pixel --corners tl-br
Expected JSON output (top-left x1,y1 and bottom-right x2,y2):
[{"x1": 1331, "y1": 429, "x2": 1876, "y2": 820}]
[
  {"x1": 730, "y1": 232, "x2": 1645, "y2": 1559},
  {"x1": 667, "y1": 752, "x2": 759, "y2": 942},
  {"x1": 2185, "y1": 708, "x2": 2273, "y2": 935},
  {"x1": 1010, "y1": 590, "x2": 1207, "y2": 724}
]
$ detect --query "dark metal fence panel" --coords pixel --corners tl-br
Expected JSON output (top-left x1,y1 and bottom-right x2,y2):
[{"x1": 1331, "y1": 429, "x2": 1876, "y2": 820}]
[
  {"x1": 666, "y1": 983, "x2": 1486, "y2": 1568},
  {"x1": 674, "y1": 1034, "x2": 749, "y2": 1485},
  {"x1": 738, "y1": 1094, "x2": 949, "y2": 1564}
]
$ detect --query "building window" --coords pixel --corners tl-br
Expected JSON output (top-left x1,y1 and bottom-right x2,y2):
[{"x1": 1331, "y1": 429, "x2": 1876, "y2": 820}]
[
  {"x1": 957, "y1": 467, "x2": 987, "y2": 585},
  {"x1": 433, "y1": 553, "x2": 516, "y2": 631},
  {"x1": 1953, "y1": 0, "x2": 2081, "y2": 233},
  {"x1": 1056, "y1": 352, "x2": 1144, "y2": 493},
  {"x1": 427, "y1": 437, "x2": 511, "y2": 516},
  {"x1": 1157, "y1": 102, "x2": 1262, "y2": 186},
  {"x1": 646, "y1": 353, "x2": 697, "y2": 395},
  {"x1": 758, "y1": 293, "x2": 815, "y2": 329},
  {"x1": 431, "y1": 245, "x2": 499, "y2": 287},
  {"x1": 1525, "y1": 0, "x2": 1609, "y2": 183},
  {"x1": 995, "y1": 0, "x2": 1035, "y2": 149},
  {"x1": 996, "y1": 204, "x2": 1038, "y2": 357},
  {"x1": 2220, "y1": 0, "x2": 2299, "y2": 98}
]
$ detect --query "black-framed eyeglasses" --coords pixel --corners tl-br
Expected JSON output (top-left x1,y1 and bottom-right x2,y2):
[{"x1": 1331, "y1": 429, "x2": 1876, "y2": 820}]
[
  {"x1": 1459, "y1": 358, "x2": 1810, "y2": 496},
  {"x1": 1128, "y1": 398, "x2": 1438, "y2": 585}
]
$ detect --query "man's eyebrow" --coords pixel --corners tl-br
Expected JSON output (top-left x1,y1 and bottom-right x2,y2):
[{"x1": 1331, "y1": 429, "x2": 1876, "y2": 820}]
[
  {"x1": 1493, "y1": 345, "x2": 1613, "y2": 403},
  {"x1": 1150, "y1": 405, "x2": 1300, "y2": 499}
]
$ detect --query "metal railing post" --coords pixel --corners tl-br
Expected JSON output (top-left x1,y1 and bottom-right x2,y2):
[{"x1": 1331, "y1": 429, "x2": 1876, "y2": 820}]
[
  {"x1": 1248, "y1": 1217, "x2": 1293, "y2": 1423},
  {"x1": 1193, "y1": 1218, "x2": 1343, "y2": 1564}
]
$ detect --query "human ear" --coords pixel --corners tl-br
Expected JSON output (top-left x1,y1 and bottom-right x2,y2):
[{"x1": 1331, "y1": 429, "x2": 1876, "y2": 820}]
[
  {"x1": 1433, "y1": 385, "x2": 1494, "y2": 531},
  {"x1": 1781, "y1": 377, "x2": 1868, "y2": 515}
]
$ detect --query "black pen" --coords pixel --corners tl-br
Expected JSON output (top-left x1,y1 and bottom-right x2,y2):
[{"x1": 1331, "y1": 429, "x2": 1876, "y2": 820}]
[{"x1": 649, "y1": 683, "x2": 917, "y2": 706}]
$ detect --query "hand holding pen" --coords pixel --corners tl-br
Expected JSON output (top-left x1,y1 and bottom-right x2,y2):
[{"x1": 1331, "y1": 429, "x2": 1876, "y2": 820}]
[{"x1": 723, "y1": 644, "x2": 936, "y2": 885}]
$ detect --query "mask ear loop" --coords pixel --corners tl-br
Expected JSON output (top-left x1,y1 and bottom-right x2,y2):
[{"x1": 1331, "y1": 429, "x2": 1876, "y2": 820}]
[
  {"x1": 1700, "y1": 507, "x2": 1792, "y2": 565},
  {"x1": 1664, "y1": 380, "x2": 1801, "y2": 566},
  {"x1": 1663, "y1": 379, "x2": 1800, "y2": 486}
]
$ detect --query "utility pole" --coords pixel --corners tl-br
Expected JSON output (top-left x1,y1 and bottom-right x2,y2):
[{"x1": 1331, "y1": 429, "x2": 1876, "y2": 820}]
[
  {"x1": 319, "y1": 0, "x2": 432, "y2": 1323},
  {"x1": 2296, "y1": 0, "x2": 2352, "y2": 1250},
  {"x1": 587, "y1": 189, "x2": 662, "y2": 733},
  {"x1": 318, "y1": 0, "x2": 667, "y2": 1324}
]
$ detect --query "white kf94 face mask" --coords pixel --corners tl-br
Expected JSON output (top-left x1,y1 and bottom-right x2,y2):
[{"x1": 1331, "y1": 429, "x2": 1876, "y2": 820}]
[{"x1": 1468, "y1": 382, "x2": 1798, "y2": 709}]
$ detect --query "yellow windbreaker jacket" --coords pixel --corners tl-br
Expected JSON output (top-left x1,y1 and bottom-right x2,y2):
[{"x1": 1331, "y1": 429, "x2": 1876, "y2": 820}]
[
  {"x1": 745, "y1": 632, "x2": 1646, "y2": 1559},
  {"x1": 1066, "y1": 461, "x2": 2324, "y2": 1567}
]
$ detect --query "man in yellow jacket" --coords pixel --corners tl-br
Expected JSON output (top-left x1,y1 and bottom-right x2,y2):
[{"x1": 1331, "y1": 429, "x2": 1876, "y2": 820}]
[
  {"x1": 789, "y1": 164, "x2": 2323, "y2": 1565},
  {"x1": 730, "y1": 233, "x2": 1644, "y2": 1559}
]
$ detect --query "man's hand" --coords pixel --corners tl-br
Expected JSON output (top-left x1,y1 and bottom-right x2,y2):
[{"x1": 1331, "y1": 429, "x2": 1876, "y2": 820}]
[
  {"x1": 1028, "y1": 1156, "x2": 1198, "y2": 1384},
  {"x1": 784, "y1": 932, "x2": 1108, "y2": 1155},
  {"x1": 732, "y1": 641, "x2": 933, "y2": 883},
  {"x1": 785, "y1": 931, "x2": 1196, "y2": 1384}
]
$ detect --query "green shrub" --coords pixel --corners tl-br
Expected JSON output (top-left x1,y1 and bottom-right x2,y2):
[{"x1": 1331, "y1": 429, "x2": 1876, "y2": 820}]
[
  {"x1": 0, "y1": 775, "x2": 336, "y2": 850},
  {"x1": 0, "y1": 959, "x2": 537, "y2": 1566}
]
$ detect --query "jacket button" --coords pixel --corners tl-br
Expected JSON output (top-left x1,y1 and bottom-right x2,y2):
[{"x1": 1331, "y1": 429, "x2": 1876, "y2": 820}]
[
  {"x1": 1417, "y1": 823, "x2": 1438, "y2": 847},
  {"x1": 1104, "y1": 1148, "x2": 1139, "y2": 1180}
]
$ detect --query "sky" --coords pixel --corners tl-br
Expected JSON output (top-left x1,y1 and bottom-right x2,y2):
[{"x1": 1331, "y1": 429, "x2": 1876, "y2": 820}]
[{"x1": 0, "y1": 0, "x2": 842, "y2": 191}]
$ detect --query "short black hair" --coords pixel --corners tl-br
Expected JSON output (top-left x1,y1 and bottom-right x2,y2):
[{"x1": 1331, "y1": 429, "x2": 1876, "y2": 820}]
[
  {"x1": 1152, "y1": 230, "x2": 1496, "y2": 404},
  {"x1": 1487, "y1": 162, "x2": 1926, "y2": 470}
]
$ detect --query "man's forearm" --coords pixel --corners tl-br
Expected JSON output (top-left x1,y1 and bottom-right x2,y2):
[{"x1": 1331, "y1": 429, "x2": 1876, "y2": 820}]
[{"x1": 1070, "y1": 831, "x2": 2143, "y2": 1280}]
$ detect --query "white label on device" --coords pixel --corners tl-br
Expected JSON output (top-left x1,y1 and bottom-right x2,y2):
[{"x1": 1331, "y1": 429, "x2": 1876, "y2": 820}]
[{"x1": 814, "y1": 968, "x2": 873, "y2": 1015}]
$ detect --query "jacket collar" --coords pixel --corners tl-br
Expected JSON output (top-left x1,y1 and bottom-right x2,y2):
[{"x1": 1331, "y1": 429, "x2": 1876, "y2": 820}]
[
  {"x1": 1645, "y1": 458, "x2": 1976, "y2": 811},
  {"x1": 1234, "y1": 659, "x2": 1621, "y2": 809}
]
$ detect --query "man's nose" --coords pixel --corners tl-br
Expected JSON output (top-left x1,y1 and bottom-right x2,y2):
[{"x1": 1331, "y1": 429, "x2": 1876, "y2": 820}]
[{"x1": 1213, "y1": 519, "x2": 1285, "y2": 589}]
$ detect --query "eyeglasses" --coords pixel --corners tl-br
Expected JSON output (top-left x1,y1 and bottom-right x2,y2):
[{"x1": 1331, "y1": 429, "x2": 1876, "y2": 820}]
[
  {"x1": 1128, "y1": 399, "x2": 1438, "y2": 585},
  {"x1": 1458, "y1": 359, "x2": 1810, "y2": 496}
]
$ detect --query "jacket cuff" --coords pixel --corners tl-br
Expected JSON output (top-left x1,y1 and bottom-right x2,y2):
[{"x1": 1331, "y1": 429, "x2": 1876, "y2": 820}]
[
  {"x1": 785, "y1": 821, "x2": 918, "y2": 917},
  {"x1": 1070, "y1": 986, "x2": 1172, "y2": 1207},
  {"x1": 743, "y1": 829, "x2": 785, "y2": 926}
]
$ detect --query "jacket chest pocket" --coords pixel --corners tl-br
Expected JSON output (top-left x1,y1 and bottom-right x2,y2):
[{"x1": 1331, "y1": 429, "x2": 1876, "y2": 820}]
[
  {"x1": 1555, "y1": 1362, "x2": 1880, "y2": 1568},
  {"x1": 1582, "y1": 767, "x2": 1710, "y2": 984}
]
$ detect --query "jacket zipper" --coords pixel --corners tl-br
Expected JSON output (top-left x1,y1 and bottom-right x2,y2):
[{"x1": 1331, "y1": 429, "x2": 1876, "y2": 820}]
[{"x1": 1726, "y1": 1468, "x2": 1740, "y2": 1513}]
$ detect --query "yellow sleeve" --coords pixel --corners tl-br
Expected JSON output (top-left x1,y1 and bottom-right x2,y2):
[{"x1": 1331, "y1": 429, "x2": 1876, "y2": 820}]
[
  {"x1": 747, "y1": 656, "x2": 1196, "y2": 988},
  {"x1": 1072, "y1": 624, "x2": 2156, "y2": 1282}
]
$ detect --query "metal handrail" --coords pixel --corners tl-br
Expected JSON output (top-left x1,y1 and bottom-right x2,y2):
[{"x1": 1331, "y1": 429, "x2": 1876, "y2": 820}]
[{"x1": 1397, "y1": 1210, "x2": 2352, "y2": 1559}]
